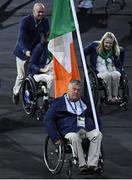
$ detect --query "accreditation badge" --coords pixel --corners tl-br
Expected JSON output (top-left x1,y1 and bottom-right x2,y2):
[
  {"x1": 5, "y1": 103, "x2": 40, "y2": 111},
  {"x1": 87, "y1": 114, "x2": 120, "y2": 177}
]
[{"x1": 77, "y1": 116, "x2": 85, "y2": 128}]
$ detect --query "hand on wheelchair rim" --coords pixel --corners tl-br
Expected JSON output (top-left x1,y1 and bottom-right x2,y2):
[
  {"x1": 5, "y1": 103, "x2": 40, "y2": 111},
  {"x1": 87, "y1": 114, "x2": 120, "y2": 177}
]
[{"x1": 55, "y1": 139, "x2": 62, "y2": 145}]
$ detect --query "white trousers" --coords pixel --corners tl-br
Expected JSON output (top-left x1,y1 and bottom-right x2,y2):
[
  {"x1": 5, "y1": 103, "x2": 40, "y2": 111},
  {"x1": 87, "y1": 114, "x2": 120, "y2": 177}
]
[
  {"x1": 65, "y1": 129, "x2": 102, "y2": 167},
  {"x1": 13, "y1": 57, "x2": 28, "y2": 95},
  {"x1": 97, "y1": 71, "x2": 121, "y2": 100},
  {"x1": 33, "y1": 74, "x2": 54, "y2": 97}
]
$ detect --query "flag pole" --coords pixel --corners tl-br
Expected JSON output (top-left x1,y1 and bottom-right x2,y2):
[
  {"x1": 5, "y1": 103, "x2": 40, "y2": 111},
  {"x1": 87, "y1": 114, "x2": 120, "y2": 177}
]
[{"x1": 69, "y1": 0, "x2": 99, "y2": 131}]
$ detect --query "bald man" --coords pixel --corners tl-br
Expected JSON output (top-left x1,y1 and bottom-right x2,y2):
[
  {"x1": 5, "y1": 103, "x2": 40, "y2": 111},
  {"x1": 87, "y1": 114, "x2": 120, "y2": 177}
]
[{"x1": 12, "y1": 3, "x2": 50, "y2": 105}]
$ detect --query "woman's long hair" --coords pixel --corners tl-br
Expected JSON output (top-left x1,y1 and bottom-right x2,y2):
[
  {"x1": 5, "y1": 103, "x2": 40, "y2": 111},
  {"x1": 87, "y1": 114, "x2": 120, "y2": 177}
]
[{"x1": 97, "y1": 32, "x2": 120, "y2": 57}]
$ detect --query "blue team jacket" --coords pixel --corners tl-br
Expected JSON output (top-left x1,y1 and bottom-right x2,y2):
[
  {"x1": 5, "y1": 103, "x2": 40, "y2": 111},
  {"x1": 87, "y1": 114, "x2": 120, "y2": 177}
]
[
  {"x1": 28, "y1": 43, "x2": 48, "y2": 75},
  {"x1": 13, "y1": 14, "x2": 49, "y2": 60},
  {"x1": 44, "y1": 95, "x2": 101, "y2": 143},
  {"x1": 84, "y1": 41, "x2": 125, "y2": 73}
]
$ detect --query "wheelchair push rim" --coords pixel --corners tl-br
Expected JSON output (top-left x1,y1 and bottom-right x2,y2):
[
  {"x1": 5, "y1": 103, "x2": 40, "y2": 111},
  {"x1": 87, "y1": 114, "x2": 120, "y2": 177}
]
[
  {"x1": 21, "y1": 76, "x2": 37, "y2": 115},
  {"x1": 84, "y1": 67, "x2": 99, "y2": 106},
  {"x1": 43, "y1": 135, "x2": 65, "y2": 174}
]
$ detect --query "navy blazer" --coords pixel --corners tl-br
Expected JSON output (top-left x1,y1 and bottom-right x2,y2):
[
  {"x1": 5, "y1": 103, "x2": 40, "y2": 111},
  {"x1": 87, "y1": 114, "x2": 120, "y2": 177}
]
[
  {"x1": 13, "y1": 14, "x2": 49, "y2": 60},
  {"x1": 84, "y1": 41, "x2": 125, "y2": 73},
  {"x1": 28, "y1": 43, "x2": 48, "y2": 75},
  {"x1": 44, "y1": 95, "x2": 101, "y2": 143}
]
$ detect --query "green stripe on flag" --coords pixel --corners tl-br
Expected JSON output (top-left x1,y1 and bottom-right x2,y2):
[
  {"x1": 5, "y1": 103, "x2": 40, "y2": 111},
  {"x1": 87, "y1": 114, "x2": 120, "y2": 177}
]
[{"x1": 48, "y1": 0, "x2": 75, "y2": 40}]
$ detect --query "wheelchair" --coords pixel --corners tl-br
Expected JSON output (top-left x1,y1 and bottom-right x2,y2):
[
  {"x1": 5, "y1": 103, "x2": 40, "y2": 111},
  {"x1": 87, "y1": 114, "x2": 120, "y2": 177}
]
[
  {"x1": 43, "y1": 134, "x2": 104, "y2": 178},
  {"x1": 84, "y1": 66, "x2": 129, "y2": 113},
  {"x1": 21, "y1": 75, "x2": 50, "y2": 120}
]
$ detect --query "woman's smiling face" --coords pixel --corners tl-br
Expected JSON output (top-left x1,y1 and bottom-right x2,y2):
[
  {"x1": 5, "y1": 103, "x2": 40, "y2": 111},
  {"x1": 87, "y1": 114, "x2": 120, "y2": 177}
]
[{"x1": 103, "y1": 37, "x2": 114, "y2": 51}]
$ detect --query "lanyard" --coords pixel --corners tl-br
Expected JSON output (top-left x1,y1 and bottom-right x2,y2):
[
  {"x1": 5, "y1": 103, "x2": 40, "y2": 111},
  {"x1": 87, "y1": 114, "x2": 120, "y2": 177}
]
[{"x1": 66, "y1": 94, "x2": 84, "y2": 115}]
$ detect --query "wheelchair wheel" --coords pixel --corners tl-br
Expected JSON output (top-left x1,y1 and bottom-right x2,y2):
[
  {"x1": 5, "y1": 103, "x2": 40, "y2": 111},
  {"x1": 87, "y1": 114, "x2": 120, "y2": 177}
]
[
  {"x1": 120, "y1": 84, "x2": 129, "y2": 111},
  {"x1": 119, "y1": 72, "x2": 129, "y2": 110},
  {"x1": 98, "y1": 145, "x2": 105, "y2": 175},
  {"x1": 43, "y1": 135, "x2": 65, "y2": 174},
  {"x1": 21, "y1": 75, "x2": 37, "y2": 115},
  {"x1": 122, "y1": 83, "x2": 129, "y2": 103},
  {"x1": 84, "y1": 67, "x2": 99, "y2": 106}
]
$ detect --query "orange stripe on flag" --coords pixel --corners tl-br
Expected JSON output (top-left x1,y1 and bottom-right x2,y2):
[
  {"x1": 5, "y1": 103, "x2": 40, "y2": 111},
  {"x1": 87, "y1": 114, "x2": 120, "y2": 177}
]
[{"x1": 54, "y1": 42, "x2": 80, "y2": 97}]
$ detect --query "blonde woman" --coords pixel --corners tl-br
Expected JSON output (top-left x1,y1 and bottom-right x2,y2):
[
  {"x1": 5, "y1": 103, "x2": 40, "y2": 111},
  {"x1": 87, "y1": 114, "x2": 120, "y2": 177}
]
[{"x1": 84, "y1": 32, "x2": 125, "y2": 102}]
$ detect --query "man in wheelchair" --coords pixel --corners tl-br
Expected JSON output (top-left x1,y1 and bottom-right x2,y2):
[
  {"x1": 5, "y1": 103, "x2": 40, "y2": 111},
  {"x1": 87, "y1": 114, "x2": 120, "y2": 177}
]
[
  {"x1": 28, "y1": 34, "x2": 54, "y2": 99},
  {"x1": 44, "y1": 80, "x2": 102, "y2": 174},
  {"x1": 84, "y1": 32, "x2": 126, "y2": 103}
]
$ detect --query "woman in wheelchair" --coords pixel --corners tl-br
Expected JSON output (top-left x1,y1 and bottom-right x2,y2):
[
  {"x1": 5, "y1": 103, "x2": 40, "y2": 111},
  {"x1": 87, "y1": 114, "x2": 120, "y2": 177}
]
[
  {"x1": 84, "y1": 32, "x2": 125, "y2": 103},
  {"x1": 44, "y1": 80, "x2": 102, "y2": 174}
]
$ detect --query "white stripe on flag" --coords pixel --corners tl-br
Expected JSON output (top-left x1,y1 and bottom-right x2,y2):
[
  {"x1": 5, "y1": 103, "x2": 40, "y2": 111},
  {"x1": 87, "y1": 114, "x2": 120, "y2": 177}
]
[{"x1": 48, "y1": 32, "x2": 72, "y2": 73}]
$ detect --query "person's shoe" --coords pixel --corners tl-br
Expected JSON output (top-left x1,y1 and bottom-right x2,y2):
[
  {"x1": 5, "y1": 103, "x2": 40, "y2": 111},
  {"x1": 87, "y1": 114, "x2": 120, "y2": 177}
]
[
  {"x1": 12, "y1": 94, "x2": 19, "y2": 105},
  {"x1": 79, "y1": 165, "x2": 89, "y2": 172},
  {"x1": 113, "y1": 96, "x2": 121, "y2": 103},
  {"x1": 87, "y1": 166, "x2": 102, "y2": 174}
]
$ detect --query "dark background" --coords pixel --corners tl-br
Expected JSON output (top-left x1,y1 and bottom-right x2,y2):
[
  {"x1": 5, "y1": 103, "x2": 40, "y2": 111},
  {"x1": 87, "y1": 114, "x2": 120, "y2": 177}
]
[{"x1": 0, "y1": 0, "x2": 132, "y2": 178}]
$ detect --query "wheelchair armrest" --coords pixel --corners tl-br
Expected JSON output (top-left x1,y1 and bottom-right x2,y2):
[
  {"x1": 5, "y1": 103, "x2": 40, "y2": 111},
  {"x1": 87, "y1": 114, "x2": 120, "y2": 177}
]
[
  {"x1": 119, "y1": 69, "x2": 128, "y2": 80},
  {"x1": 89, "y1": 65, "x2": 99, "y2": 74}
]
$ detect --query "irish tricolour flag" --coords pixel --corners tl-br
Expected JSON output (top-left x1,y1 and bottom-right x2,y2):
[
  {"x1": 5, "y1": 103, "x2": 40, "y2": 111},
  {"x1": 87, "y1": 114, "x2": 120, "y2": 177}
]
[{"x1": 48, "y1": 0, "x2": 80, "y2": 97}]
